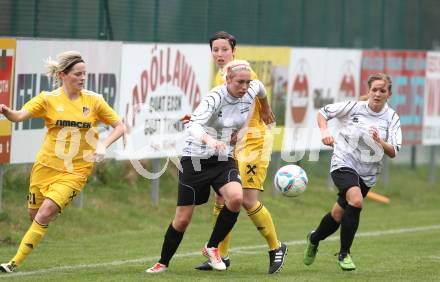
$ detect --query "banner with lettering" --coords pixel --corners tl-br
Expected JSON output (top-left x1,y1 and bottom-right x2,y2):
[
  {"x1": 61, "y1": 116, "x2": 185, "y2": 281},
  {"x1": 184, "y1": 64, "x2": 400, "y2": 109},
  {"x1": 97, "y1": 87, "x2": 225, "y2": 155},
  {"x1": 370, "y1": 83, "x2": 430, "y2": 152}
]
[
  {"x1": 360, "y1": 50, "x2": 426, "y2": 145},
  {"x1": 229, "y1": 46, "x2": 291, "y2": 151},
  {"x1": 282, "y1": 48, "x2": 362, "y2": 160},
  {"x1": 423, "y1": 52, "x2": 440, "y2": 145},
  {"x1": 116, "y1": 43, "x2": 211, "y2": 159},
  {"x1": 0, "y1": 39, "x2": 16, "y2": 164},
  {"x1": 11, "y1": 39, "x2": 122, "y2": 164}
]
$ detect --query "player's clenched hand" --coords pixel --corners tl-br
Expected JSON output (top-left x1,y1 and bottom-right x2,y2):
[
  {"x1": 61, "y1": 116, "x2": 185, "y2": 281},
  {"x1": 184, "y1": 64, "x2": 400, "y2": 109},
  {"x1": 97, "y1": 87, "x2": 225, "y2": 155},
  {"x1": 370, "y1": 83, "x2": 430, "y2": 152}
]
[
  {"x1": 179, "y1": 113, "x2": 192, "y2": 124},
  {"x1": 0, "y1": 104, "x2": 11, "y2": 115},
  {"x1": 92, "y1": 143, "x2": 106, "y2": 162},
  {"x1": 230, "y1": 129, "x2": 238, "y2": 145},
  {"x1": 204, "y1": 134, "x2": 226, "y2": 153},
  {"x1": 260, "y1": 110, "x2": 275, "y2": 125},
  {"x1": 369, "y1": 126, "x2": 381, "y2": 143},
  {"x1": 208, "y1": 139, "x2": 227, "y2": 153},
  {"x1": 321, "y1": 130, "x2": 336, "y2": 147}
]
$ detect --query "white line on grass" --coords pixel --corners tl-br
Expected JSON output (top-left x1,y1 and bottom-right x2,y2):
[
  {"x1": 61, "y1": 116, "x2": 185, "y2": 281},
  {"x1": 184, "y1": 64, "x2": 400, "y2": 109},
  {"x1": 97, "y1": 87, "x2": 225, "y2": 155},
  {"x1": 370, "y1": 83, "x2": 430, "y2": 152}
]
[{"x1": 2, "y1": 224, "x2": 440, "y2": 278}]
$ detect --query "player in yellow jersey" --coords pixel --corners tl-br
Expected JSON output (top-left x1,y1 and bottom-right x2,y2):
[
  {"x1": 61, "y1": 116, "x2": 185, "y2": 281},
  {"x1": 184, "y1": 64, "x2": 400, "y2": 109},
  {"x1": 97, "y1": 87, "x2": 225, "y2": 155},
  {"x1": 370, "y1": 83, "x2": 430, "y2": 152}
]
[
  {"x1": 191, "y1": 31, "x2": 287, "y2": 274},
  {"x1": 0, "y1": 51, "x2": 125, "y2": 273}
]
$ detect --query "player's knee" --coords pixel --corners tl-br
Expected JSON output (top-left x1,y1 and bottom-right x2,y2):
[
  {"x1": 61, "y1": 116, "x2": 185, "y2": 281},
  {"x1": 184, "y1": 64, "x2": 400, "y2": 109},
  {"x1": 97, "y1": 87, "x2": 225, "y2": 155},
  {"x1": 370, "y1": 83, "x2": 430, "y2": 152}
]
[
  {"x1": 348, "y1": 197, "x2": 363, "y2": 208},
  {"x1": 34, "y1": 205, "x2": 59, "y2": 224},
  {"x1": 227, "y1": 193, "x2": 243, "y2": 211},
  {"x1": 242, "y1": 197, "x2": 256, "y2": 210},
  {"x1": 28, "y1": 209, "x2": 37, "y2": 222},
  {"x1": 173, "y1": 216, "x2": 191, "y2": 231},
  {"x1": 214, "y1": 193, "x2": 225, "y2": 205},
  {"x1": 331, "y1": 210, "x2": 343, "y2": 223},
  {"x1": 331, "y1": 204, "x2": 344, "y2": 222}
]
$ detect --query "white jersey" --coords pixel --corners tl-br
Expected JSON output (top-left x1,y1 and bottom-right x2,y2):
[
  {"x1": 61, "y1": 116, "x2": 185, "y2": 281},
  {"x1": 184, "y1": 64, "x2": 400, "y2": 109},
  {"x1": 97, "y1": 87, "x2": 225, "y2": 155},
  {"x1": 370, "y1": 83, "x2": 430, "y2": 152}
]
[
  {"x1": 184, "y1": 80, "x2": 266, "y2": 157},
  {"x1": 319, "y1": 101, "x2": 402, "y2": 187}
]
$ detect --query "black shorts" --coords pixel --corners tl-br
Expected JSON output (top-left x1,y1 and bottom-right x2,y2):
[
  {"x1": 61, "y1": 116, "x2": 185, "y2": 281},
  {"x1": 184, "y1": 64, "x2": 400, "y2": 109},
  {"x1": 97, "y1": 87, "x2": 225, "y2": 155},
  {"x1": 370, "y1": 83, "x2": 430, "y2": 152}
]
[
  {"x1": 177, "y1": 156, "x2": 241, "y2": 206},
  {"x1": 331, "y1": 167, "x2": 370, "y2": 209}
]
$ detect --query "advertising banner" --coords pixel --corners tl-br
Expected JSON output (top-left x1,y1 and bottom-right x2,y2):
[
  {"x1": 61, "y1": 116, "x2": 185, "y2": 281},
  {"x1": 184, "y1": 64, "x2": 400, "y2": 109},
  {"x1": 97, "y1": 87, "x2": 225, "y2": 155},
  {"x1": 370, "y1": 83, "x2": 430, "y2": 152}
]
[
  {"x1": 360, "y1": 50, "x2": 426, "y2": 145},
  {"x1": 423, "y1": 52, "x2": 440, "y2": 145},
  {"x1": 11, "y1": 39, "x2": 122, "y2": 164},
  {"x1": 283, "y1": 48, "x2": 362, "y2": 160},
  {"x1": 117, "y1": 43, "x2": 211, "y2": 160},
  {"x1": 0, "y1": 39, "x2": 16, "y2": 164},
  {"x1": 233, "y1": 46, "x2": 291, "y2": 151}
]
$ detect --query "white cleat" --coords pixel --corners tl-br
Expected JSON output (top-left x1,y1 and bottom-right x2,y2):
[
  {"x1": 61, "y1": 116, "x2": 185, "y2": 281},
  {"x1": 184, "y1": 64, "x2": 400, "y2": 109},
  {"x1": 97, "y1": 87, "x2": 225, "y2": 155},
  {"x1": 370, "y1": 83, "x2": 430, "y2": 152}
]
[
  {"x1": 0, "y1": 261, "x2": 16, "y2": 273},
  {"x1": 202, "y1": 244, "x2": 226, "y2": 271},
  {"x1": 145, "y1": 262, "x2": 167, "y2": 273}
]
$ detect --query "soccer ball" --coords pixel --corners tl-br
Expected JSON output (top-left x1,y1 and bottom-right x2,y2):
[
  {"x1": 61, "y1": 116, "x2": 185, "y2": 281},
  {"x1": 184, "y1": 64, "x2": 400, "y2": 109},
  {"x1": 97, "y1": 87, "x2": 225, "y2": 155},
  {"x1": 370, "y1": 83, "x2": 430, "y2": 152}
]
[{"x1": 273, "y1": 164, "x2": 308, "y2": 197}]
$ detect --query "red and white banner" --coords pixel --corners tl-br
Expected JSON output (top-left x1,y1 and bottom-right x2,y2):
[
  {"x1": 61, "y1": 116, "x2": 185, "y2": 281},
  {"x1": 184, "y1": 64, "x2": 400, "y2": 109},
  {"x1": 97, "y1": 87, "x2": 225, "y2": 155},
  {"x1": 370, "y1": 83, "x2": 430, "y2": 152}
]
[
  {"x1": 360, "y1": 50, "x2": 426, "y2": 145},
  {"x1": 282, "y1": 48, "x2": 361, "y2": 158},
  {"x1": 423, "y1": 52, "x2": 440, "y2": 145},
  {"x1": 116, "y1": 44, "x2": 211, "y2": 159},
  {"x1": 0, "y1": 39, "x2": 16, "y2": 164},
  {"x1": 11, "y1": 39, "x2": 122, "y2": 164}
]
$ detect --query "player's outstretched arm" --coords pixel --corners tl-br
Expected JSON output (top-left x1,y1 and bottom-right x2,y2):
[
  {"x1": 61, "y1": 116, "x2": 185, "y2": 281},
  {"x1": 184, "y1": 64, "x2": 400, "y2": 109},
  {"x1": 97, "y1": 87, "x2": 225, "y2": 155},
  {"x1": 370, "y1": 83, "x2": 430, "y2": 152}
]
[{"x1": 0, "y1": 104, "x2": 32, "y2": 122}]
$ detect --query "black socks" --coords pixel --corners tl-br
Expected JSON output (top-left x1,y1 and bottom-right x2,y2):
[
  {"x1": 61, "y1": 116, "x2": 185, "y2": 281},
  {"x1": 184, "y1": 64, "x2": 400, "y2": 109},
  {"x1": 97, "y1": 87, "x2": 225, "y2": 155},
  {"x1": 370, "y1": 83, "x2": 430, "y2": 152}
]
[
  {"x1": 311, "y1": 212, "x2": 341, "y2": 245},
  {"x1": 207, "y1": 206, "x2": 239, "y2": 248},
  {"x1": 340, "y1": 205, "x2": 362, "y2": 255},
  {"x1": 159, "y1": 223, "x2": 184, "y2": 266}
]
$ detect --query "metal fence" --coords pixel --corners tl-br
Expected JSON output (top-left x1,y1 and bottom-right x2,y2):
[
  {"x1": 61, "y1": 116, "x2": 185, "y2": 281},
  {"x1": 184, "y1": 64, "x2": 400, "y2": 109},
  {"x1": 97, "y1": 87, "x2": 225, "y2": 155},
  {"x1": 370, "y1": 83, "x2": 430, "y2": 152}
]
[{"x1": 1, "y1": 0, "x2": 439, "y2": 50}]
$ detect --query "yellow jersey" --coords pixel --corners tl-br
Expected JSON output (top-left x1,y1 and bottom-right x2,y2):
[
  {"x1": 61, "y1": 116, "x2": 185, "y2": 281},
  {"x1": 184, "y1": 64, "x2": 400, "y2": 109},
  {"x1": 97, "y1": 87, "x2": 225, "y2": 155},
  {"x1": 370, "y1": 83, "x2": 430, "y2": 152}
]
[
  {"x1": 23, "y1": 87, "x2": 120, "y2": 177},
  {"x1": 214, "y1": 70, "x2": 267, "y2": 144}
]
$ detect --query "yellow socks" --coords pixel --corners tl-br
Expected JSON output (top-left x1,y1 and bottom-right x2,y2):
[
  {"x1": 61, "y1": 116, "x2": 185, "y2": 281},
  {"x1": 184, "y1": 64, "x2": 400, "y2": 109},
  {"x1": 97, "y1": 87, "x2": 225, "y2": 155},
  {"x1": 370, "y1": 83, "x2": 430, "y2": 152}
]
[
  {"x1": 214, "y1": 201, "x2": 280, "y2": 256},
  {"x1": 11, "y1": 220, "x2": 48, "y2": 266},
  {"x1": 213, "y1": 203, "x2": 223, "y2": 224},
  {"x1": 213, "y1": 204, "x2": 231, "y2": 258},
  {"x1": 247, "y1": 201, "x2": 279, "y2": 250}
]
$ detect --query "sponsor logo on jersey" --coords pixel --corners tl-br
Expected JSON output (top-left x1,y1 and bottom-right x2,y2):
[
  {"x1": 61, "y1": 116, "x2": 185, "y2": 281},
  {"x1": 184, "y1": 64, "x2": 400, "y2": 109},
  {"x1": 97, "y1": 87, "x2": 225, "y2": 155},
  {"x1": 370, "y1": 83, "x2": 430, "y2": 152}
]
[
  {"x1": 246, "y1": 164, "x2": 257, "y2": 175},
  {"x1": 55, "y1": 120, "x2": 91, "y2": 128},
  {"x1": 353, "y1": 117, "x2": 359, "y2": 123}
]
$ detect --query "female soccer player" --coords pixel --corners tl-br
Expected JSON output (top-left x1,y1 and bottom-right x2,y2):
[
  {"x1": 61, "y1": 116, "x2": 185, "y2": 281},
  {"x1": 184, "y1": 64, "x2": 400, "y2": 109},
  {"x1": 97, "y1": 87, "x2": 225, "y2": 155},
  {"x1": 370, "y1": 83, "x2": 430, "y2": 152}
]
[
  {"x1": 146, "y1": 60, "x2": 273, "y2": 273},
  {"x1": 303, "y1": 73, "x2": 402, "y2": 271},
  {"x1": 193, "y1": 31, "x2": 287, "y2": 274},
  {"x1": 0, "y1": 51, "x2": 125, "y2": 273}
]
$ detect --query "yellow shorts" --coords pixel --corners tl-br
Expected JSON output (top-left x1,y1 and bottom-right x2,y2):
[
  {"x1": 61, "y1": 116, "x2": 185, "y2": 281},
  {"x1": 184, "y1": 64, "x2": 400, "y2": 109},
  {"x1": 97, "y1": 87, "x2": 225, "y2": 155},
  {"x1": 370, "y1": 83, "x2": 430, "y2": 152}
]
[
  {"x1": 28, "y1": 163, "x2": 87, "y2": 211},
  {"x1": 235, "y1": 134, "x2": 272, "y2": 190}
]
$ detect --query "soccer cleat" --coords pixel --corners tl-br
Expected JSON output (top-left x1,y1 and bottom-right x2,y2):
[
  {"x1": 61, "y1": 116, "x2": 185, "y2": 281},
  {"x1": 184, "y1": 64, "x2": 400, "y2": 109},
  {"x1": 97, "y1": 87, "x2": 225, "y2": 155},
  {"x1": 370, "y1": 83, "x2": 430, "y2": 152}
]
[
  {"x1": 202, "y1": 244, "x2": 226, "y2": 271},
  {"x1": 145, "y1": 262, "x2": 167, "y2": 273},
  {"x1": 338, "y1": 253, "x2": 356, "y2": 271},
  {"x1": 0, "y1": 261, "x2": 16, "y2": 273},
  {"x1": 194, "y1": 256, "x2": 230, "y2": 271},
  {"x1": 303, "y1": 231, "x2": 319, "y2": 266},
  {"x1": 268, "y1": 242, "x2": 288, "y2": 274}
]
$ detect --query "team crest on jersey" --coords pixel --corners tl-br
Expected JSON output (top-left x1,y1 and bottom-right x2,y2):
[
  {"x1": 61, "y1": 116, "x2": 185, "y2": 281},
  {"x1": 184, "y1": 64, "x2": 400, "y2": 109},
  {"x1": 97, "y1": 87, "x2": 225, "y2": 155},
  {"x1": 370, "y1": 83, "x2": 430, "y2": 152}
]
[
  {"x1": 56, "y1": 106, "x2": 64, "y2": 112},
  {"x1": 83, "y1": 106, "x2": 90, "y2": 117}
]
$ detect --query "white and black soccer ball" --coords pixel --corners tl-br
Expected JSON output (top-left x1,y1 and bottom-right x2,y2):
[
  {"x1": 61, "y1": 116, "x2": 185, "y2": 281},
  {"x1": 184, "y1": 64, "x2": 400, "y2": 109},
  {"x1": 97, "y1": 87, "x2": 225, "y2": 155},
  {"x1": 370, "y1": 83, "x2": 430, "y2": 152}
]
[{"x1": 273, "y1": 164, "x2": 308, "y2": 197}]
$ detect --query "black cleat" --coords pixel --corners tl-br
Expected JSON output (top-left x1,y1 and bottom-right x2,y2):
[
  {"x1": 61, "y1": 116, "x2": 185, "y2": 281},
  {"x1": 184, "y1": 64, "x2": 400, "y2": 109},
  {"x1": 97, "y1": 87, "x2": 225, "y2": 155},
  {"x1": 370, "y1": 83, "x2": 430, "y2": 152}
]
[
  {"x1": 194, "y1": 256, "x2": 230, "y2": 271},
  {"x1": 268, "y1": 242, "x2": 288, "y2": 274}
]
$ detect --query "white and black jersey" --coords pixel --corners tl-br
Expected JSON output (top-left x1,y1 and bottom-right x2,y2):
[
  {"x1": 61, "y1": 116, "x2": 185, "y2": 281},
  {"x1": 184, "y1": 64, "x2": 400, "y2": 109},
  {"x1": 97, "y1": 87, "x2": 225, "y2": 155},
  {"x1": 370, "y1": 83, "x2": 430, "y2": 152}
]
[
  {"x1": 319, "y1": 101, "x2": 402, "y2": 187},
  {"x1": 183, "y1": 80, "x2": 267, "y2": 157}
]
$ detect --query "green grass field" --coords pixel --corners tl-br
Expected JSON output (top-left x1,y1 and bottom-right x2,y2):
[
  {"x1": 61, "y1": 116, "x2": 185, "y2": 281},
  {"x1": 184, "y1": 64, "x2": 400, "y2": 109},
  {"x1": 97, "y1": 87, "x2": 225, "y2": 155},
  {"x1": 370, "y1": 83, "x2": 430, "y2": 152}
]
[{"x1": 1, "y1": 156, "x2": 440, "y2": 281}]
